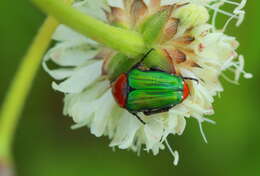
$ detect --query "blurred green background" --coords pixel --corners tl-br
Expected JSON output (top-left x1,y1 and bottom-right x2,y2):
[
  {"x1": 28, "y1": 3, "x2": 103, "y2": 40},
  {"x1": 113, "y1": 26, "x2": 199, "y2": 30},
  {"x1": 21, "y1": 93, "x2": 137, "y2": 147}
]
[{"x1": 0, "y1": 0, "x2": 259, "y2": 175}]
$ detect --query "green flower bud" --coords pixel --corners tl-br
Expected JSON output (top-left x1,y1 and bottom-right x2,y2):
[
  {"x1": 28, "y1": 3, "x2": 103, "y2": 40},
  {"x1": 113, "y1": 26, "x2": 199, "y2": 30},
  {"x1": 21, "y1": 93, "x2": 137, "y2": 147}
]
[
  {"x1": 139, "y1": 8, "x2": 171, "y2": 45},
  {"x1": 103, "y1": 48, "x2": 175, "y2": 82},
  {"x1": 143, "y1": 48, "x2": 175, "y2": 73},
  {"x1": 103, "y1": 52, "x2": 139, "y2": 82}
]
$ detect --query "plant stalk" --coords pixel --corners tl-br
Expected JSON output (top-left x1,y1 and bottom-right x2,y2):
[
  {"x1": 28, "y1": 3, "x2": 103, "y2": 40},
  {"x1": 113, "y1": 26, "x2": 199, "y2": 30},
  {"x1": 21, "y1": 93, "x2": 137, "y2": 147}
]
[
  {"x1": 0, "y1": 16, "x2": 62, "y2": 169},
  {"x1": 31, "y1": 0, "x2": 146, "y2": 57}
]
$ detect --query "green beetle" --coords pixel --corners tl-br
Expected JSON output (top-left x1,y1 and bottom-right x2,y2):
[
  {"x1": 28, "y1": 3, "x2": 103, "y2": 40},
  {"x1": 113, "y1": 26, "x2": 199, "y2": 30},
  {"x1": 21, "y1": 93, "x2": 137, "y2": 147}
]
[{"x1": 112, "y1": 66, "x2": 198, "y2": 124}]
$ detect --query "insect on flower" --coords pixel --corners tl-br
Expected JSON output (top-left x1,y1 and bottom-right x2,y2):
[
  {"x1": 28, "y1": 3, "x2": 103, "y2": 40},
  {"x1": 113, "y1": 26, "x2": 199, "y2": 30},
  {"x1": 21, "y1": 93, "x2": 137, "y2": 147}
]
[
  {"x1": 112, "y1": 50, "x2": 199, "y2": 124},
  {"x1": 43, "y1": 0, "x2": 252, "y2": 165}
]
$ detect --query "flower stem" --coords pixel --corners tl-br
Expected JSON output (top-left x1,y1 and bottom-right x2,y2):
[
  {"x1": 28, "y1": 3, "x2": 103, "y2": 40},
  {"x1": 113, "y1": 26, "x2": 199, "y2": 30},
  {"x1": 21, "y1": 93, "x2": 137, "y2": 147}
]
[
  {"x1": 0, "y1": 16, "x2": 60, "y2": 167},
  {"x1": 31, "y1": 0, "x2": 146, "y2": 57}
]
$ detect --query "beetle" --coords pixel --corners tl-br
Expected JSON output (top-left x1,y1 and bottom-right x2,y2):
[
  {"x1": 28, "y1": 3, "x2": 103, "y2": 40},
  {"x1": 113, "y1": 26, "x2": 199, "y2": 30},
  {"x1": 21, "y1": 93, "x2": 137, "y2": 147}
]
[{"x1": 111, "y1": 50, "x2": 198, "y2": 124}]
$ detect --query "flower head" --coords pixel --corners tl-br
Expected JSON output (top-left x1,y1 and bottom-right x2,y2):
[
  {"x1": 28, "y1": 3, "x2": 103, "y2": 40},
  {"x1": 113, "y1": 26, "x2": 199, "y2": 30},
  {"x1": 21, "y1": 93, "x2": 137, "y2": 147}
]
[{"x1": 43, "y1": 0, "x2": 251, "y2": 165}]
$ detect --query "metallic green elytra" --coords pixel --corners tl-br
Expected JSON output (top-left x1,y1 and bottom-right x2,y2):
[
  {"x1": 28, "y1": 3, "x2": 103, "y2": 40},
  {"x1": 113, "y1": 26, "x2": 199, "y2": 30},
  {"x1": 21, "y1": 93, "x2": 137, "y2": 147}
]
[
  {"x1": 127, "y1": 69, "x2": 184, "y2": 111},
  {"x1": 112, "y1": 68, "x2": 194, "y2": 124}
]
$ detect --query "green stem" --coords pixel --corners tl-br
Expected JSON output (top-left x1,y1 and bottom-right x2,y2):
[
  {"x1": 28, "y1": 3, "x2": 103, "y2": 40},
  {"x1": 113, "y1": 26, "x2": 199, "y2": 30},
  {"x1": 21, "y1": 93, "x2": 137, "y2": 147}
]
[
  {"x1": 31, "y1": 0, "x2": 146, "y2": 57},
  {"x1": 0, "y1": 16, "x2": 60, "y2": 163}
]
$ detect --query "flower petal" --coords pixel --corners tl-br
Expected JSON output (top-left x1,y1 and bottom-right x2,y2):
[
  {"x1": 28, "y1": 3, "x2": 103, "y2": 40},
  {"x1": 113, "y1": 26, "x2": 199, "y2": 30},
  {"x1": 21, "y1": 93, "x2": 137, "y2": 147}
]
[
  {"x1": 110, "y1": 112, "x2": 141, "y2": 149},
  {"x1": 90, "y1": 91, "x2": 117, "y2": 137},
  {"x1": 144, "y1": 118, "x2": 164, "y2": 150},
  {"x1": 52, "y1": 61, "x2": 103, "y2": 93},
  {"x1": 45, "y1": 41, "x2": 99, "y2": 67},
  {"x1": 64, "y1": 80, "x2": 110, "y2": 124},
  {"x1": 53, "y1": 25, "x2": 98, "y2": 44}
]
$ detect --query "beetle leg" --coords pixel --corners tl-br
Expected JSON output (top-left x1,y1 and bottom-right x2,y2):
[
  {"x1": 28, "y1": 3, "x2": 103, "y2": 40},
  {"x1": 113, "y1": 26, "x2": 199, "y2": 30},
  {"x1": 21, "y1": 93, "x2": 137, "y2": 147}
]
[
  {"x1": 149, "y1": 67, "x2": 165, "y2": 72},
  {"x1": 131, "y1": 112, "x2": 146, "y2": 125},
  {"x1": 182, "y1": 77, "x2": 199, "y2": 84},
  {"x1": 132, "y1": 48, "x2": 154, "y2": 69},
  {"x1": 143, "y1": 106, "x2": 172, "y2": 116}
]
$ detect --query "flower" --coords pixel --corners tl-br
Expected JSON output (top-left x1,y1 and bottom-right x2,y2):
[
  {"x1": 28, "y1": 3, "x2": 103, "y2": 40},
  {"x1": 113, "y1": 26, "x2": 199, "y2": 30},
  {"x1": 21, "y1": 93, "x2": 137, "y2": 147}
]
[{"x1": 43, "y1": 0, "x2": 251, "y2": 165}]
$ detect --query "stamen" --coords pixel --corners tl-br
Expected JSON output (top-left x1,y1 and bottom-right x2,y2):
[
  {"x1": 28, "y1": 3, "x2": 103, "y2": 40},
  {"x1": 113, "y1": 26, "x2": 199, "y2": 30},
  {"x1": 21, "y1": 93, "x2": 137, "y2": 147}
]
[
  {"x1": 198, "y1": 119, "x2": 208, "y2": 143},
  {"x1": 221, "y1": 54, "x2": 252, "y2": 84},
  {"x1": 221, "y1": 73, "x2": 239, "y2": 84},
  {"x1": 243, "y1": 73, "x2": 253, "y2": 79},
  {"x1": 211, "y1": 3, "x2": 219, "y2": 31},
  {"x1": 219, "y1": 0, "x2": 240, "y2": 6},
  {"x1": 165, "y1": 139, "x2": 179, "y2": 166},
  {"x1": 202, "y1": 117, "x2": 216, "y2": 124},
  {"x1": 222, "y1": 15, "x2": 235, "y2": 32},
  {"x1": 206, "y1": 4, "x2": 237, "y2": 18},
  {"x1": 206, "y1": 0, "x2": 246, "y2": 29}
]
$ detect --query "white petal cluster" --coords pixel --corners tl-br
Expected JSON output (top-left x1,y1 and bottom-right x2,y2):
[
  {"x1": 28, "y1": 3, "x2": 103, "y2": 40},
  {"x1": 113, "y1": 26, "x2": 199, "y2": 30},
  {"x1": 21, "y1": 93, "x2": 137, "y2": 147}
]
[
  {"x1": 43, "y1": 0, "x2": 251, "y2": 165},
  {"x1": 163, "y1": 0, "x2": 247, "y2": 27}
]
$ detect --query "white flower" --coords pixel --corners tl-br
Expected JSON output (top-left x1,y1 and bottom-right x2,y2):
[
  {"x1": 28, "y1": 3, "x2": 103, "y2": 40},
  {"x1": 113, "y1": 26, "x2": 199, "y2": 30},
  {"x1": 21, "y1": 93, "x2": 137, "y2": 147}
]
[{"x1": 43, "y1": 0, "x2": 251, "y2": 165}]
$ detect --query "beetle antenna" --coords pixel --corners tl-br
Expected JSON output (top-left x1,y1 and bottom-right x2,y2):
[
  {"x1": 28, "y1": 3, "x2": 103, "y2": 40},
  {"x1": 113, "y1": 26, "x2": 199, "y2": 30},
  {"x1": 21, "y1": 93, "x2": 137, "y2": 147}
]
[
  {"x1": 134, "y1": 48, "x2": 154, "y2": 68},
  {"x1": 182, "y1": 77, "x2": 199, "y2": 84},
  {"x1": 142, "y1": 48, "x2": 154, "y2": 61},
  {"x1": 131, "y1": 112, "x2": 146, "y2": 125}
]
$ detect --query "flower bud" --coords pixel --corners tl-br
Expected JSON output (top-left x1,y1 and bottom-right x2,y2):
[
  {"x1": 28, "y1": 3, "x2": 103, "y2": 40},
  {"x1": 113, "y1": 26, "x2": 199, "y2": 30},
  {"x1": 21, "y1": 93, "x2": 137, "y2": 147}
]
[
  {"x1": 173, "y1": 4, "x2": 209, "y2": 29},
  {"x1": 139, "y1": 7, "x2": 172, "y2": 45},
  {"x1": 143, "y1": 48, "x2": 176, "y2": 73},
  {"x1": 103, "y1": 53, "x2": 138, "y2": 82}
]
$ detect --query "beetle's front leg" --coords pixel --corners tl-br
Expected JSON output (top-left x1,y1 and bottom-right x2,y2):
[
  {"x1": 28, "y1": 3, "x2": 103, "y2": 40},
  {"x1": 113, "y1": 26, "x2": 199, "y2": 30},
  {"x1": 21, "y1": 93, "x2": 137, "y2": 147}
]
[
  {"x1": 182, "y1": 77, "x2": 199, "y2": 84},
  {"x1": 143, "y1": 106, "x2": 172, "y2": 116},
  {"x1": 130, "y1": 112, "x2": 146, "y2": 125}
]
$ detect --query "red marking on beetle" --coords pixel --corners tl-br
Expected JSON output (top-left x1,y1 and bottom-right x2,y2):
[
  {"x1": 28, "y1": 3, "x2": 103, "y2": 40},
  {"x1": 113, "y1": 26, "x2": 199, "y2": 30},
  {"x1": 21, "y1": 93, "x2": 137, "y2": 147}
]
[
  {"x1": 112, "y1": 74, "x2": 128, "y2": 108},
  {"x1": 182, "y1": 82, "x2": 190, "y2": 100}
]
